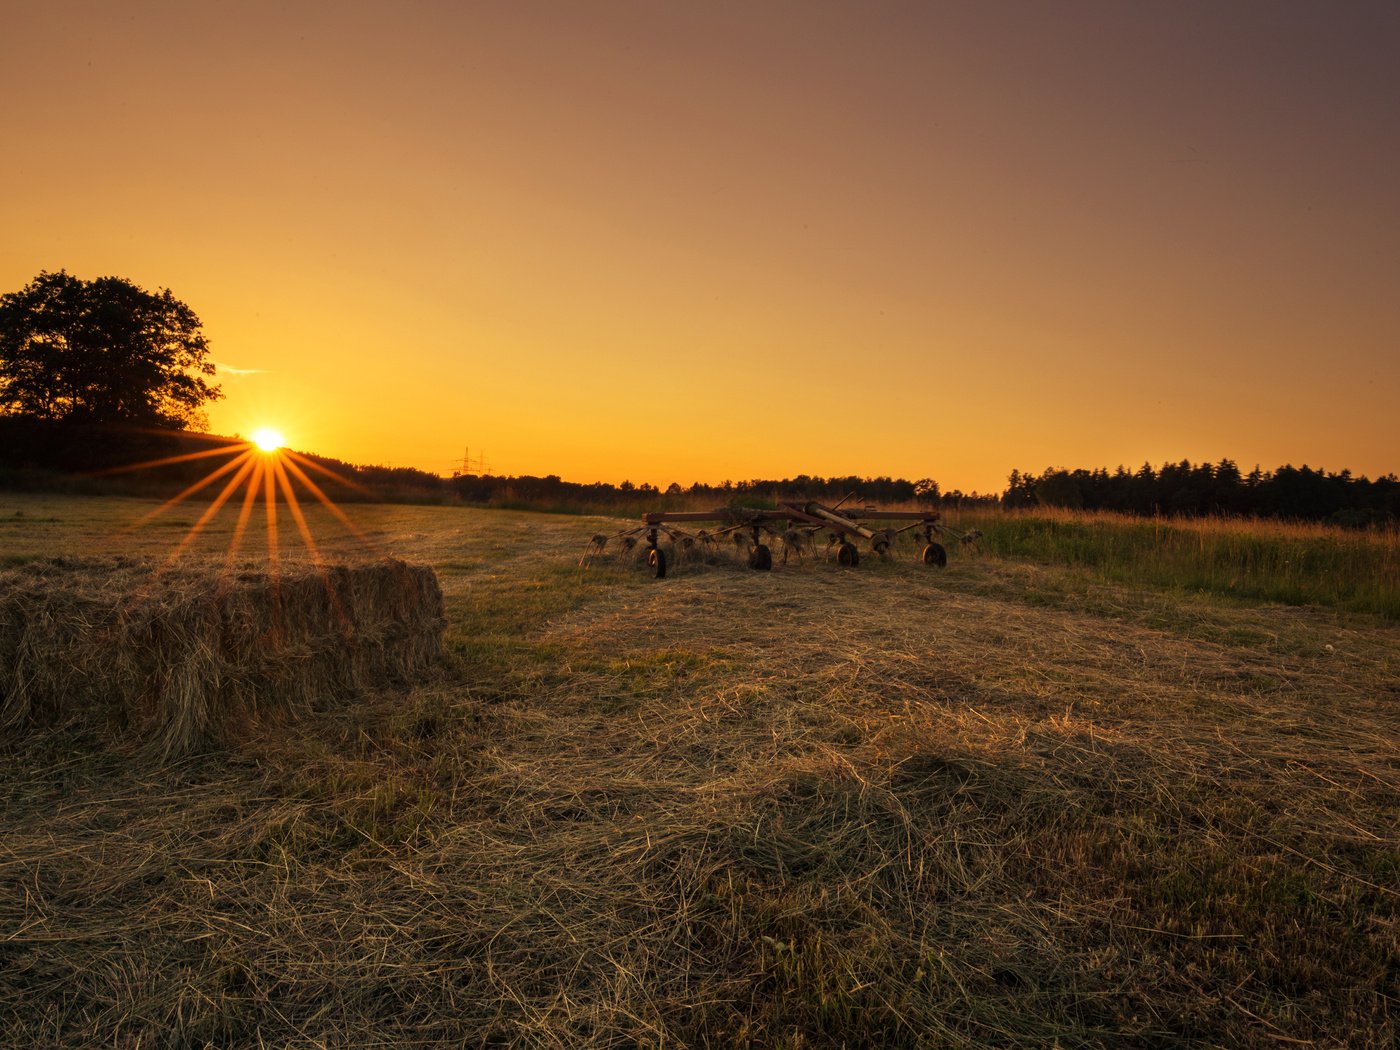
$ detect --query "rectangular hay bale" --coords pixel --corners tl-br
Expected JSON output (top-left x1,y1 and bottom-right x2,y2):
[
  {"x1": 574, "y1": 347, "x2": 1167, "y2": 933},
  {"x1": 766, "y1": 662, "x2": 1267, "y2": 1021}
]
[{"x1": 0, "y1": 557, "x2": 445, "y2": 758}]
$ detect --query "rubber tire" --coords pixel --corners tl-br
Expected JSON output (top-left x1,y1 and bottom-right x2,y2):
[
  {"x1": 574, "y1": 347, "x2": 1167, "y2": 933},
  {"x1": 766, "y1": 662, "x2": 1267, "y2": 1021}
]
[
  {"x1": 837, "y1": 541, "x2": 859, "y2": 567},
  {"x1": 748, "y1": 543, "x2": 773, "y2": 571},
  {"x1": 647, "y1": 546, "x2": 667, "y2": 579},
  {"x1": 921, "y1": 542, "x2": 947, "y2": 568}
]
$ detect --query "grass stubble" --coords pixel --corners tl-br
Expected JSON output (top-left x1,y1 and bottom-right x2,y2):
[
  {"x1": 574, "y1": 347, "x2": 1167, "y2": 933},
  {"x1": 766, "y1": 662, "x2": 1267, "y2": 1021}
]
[{"x1": 0, "y1": 493, "x2": 1396, "y2": 1047}]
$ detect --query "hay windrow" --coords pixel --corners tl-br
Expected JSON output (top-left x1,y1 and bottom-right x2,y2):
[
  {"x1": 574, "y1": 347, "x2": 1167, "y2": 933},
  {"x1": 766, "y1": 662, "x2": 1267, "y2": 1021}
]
[{"x1": 0, "y1": 557, "x2": 444, "y2": 758}]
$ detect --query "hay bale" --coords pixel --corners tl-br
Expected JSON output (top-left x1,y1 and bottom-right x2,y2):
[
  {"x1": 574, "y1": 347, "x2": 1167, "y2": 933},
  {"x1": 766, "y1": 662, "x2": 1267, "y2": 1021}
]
[{"x1": 0, "y1": 557, "x2": 444, "y2": 758}]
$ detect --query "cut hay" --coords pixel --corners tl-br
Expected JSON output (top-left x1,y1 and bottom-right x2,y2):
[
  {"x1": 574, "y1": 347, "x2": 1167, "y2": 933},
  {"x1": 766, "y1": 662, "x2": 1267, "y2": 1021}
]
[
  {"x1": 1, "y1": 500, "x2": 1398, "y2": 1046},
  {"x1": 0, "y1": 557, "x2": 444, "y2": 758}
]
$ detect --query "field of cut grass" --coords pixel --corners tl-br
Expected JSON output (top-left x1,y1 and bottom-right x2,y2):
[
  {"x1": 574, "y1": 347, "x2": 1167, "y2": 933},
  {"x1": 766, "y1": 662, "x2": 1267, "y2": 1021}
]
[{"x1": 1, "y1": 491, "x2": 1397, "y2": 1047}]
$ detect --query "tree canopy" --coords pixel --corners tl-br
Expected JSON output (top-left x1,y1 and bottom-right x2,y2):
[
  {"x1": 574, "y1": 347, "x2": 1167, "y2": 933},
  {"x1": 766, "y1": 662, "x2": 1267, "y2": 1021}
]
[{"x1": 0, "y1": 270, "x2": 222, "y2": 430}]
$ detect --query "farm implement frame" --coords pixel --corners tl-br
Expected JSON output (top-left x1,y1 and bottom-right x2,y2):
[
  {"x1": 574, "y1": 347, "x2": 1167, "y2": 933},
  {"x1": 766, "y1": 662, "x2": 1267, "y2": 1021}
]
[{"x1": 581, "y1": 496, "x2": 981, "y2": 578}]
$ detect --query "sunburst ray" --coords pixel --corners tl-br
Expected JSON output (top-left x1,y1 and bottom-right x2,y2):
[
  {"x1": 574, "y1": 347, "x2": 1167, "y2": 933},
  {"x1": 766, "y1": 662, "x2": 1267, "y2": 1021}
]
[
  {"x1": 283, "y1": 449, "x2": 378, "y2": 500},
  {"x1": 264, "y1": 454, "x2": 280, "y2": 569},
  {"x1": 223, "y1": 457, "x2": 267, "y2": 573},
  {"x1": 272, "y1": 456, "x2": 321, "y2": 564},
  {"x1": 279, "y1": 454, "x2": 379, "y2": 550},
  {"x1": 126, "y1": 447, "x2": 257, "y2": 532},
  {"x1": 90, "y1": 442, "x2": 247, "y2": 477},
  {"x1": 163, "y1": 453, "x2": 259, "y2": 566}
]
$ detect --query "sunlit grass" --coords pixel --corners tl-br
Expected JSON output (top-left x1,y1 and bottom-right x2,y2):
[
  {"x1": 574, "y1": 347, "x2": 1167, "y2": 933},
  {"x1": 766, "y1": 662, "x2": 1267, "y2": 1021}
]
[{"x1": 942, "y1": 505, "x2": 1400, "y2": 618}]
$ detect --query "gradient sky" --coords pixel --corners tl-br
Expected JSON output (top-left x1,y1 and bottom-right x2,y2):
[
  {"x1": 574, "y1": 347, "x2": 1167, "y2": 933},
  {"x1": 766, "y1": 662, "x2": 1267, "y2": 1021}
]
[{"x1": 4, "y1": 1, "x2": 1397, "y2": 492}]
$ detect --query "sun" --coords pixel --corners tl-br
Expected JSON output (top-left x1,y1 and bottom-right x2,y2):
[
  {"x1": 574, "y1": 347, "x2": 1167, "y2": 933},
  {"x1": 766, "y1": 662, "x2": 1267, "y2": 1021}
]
[{"x1": 251, "y1": 427, "x2": 284, "y2": 453}]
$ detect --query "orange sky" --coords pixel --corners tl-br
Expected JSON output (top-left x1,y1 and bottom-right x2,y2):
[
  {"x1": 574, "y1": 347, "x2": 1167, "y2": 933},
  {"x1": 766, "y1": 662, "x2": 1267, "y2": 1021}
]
[{"x1": 3, "y1": 1, "x2": 1397, "y2": 493}]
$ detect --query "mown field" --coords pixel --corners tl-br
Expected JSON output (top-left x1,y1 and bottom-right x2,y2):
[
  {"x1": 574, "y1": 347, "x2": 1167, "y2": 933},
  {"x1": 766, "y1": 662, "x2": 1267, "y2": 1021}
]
[{"x1": 1, "y1": 492, "x2": 1397, "y2": 1047}]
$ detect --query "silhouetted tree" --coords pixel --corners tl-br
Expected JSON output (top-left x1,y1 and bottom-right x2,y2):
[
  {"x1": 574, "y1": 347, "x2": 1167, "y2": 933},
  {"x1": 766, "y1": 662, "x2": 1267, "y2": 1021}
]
[
  {"x1": 913, "y1": 477, "x2": 940, "y2": 501},
  {"x1": 1034, "y1": 470, "x2": 1084, "y2": 509},
  {"x1": 0, "y1": 270, "x2": 221, "y2": 429},
  {"x1": 1002, "y1": 469, "x2": 1038, "y2": 509}
]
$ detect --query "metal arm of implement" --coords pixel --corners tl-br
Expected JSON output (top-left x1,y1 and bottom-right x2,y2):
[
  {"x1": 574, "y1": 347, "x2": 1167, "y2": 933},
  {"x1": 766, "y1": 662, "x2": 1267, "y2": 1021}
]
[{"x1": 642, "y1": 503, "x2": 940, "y2": 527}]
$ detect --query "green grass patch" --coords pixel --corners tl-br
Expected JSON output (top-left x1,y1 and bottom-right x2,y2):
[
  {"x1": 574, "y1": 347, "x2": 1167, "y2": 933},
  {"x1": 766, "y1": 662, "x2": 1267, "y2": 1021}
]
[{"x1": 948, "y1": 508, "x2": 1400, "y2": 618}]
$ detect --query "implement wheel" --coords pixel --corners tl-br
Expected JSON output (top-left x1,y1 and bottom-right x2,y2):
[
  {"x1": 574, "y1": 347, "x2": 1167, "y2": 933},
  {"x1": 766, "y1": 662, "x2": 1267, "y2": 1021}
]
[
  {"x1": 647, "y1": 546, "x2": 667, "y2": 579},
  {"x1": 921, "y1": 543, "x2": 947, "y2": 567},
  {"x1": 748, "y1": 543, "x2": 773, "y2": 571},
  {"x1": 836, "y1": 541, "x2": 859, "y2": 568}
]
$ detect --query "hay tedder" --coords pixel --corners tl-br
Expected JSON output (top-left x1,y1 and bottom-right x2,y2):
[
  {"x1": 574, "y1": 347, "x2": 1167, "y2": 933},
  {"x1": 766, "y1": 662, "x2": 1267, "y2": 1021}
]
[{"x1": 580, "y1": 496, "x2": 982, "y2": 578}]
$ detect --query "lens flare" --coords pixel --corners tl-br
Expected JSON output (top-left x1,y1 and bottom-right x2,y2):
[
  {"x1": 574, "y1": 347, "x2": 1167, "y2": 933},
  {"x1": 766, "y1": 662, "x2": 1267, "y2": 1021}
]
[
  {"x1": 252, "y1": 428, "x2": 285, "y2": 452},
  {"x1": 105, "y1": 429, "x2": 379, "y2": 571}
]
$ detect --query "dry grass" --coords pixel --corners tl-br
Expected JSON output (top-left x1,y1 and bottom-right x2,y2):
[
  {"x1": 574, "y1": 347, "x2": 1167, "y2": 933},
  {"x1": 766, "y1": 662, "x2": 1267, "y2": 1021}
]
[
  {"x1": 0, "y1": 556, "x2": 443, "y2": 758},
  {"x1": 0, "y1": 493, "x2": 1396, "y2": 1047}
]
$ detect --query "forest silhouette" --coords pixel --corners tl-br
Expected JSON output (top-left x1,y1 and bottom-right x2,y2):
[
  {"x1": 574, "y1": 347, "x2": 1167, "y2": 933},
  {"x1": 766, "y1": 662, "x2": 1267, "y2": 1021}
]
[
  {"x1": 2, "y1": 417, "x2": 1393, "y2": 528},
  {"x1": 1002, "y1": 461, "x2": 1398, "y2": 527}
]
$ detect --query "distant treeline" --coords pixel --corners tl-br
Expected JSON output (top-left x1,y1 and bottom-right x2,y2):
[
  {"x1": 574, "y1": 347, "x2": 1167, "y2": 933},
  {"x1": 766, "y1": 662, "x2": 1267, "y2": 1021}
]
[
  {"x1": 2, "y1": 418, "x2": 1393, "y2": 526},
  {"x1": 1004, "y1": 461, "x2": 1399, "y2": 527},
  {"x1": 0, "y1": 419, "x2": 956, "y2": 511},
  {"x1": 448, "y1": 473, "x2": 950, "y2": 512}
]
